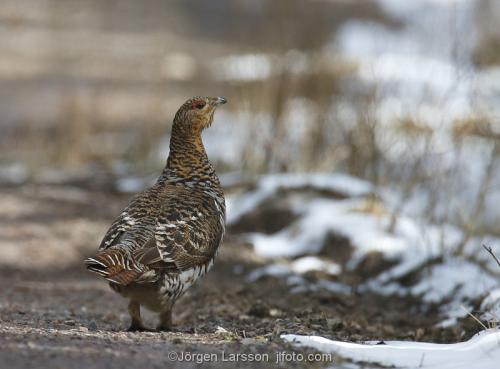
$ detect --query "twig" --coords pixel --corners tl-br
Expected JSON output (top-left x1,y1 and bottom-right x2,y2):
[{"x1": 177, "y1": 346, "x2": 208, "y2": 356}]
[
  {"x1": 482, "y1": 244, "x2": 500, "y2": 268},
  {"x1": 418, "y1": 353, "x2": 425, "y2": 368},
  {"x1": 460, "y1": 305, "x2": 488, "y2": 331}
]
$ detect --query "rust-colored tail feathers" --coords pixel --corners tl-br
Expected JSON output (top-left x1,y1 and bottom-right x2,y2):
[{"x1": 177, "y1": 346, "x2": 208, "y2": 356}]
[{"x1": 84, "y1": 249, "x2": 141, "y2": 285}]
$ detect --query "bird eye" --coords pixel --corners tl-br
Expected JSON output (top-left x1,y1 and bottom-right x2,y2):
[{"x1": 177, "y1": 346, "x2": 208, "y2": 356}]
[{"x1": 194, "y1": 102, "x2": 205, "y2": 110}]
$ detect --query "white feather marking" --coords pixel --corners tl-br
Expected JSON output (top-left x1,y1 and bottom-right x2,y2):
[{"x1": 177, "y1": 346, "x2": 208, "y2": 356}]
[
  {"x1": 87, "y1": 267, "x2": 109, "y2": 276},
  {"x1": 107, "y1": 254, "x2": 115, "y2": 266},
  {"x1": 85, "y1": 258, "x2": 106, "y2": 267}
]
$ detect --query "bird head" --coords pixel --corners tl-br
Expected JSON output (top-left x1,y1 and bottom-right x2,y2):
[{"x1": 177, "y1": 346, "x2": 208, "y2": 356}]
[{"x1": 173, "y1": 96, "x2": 227, "y2": 135}]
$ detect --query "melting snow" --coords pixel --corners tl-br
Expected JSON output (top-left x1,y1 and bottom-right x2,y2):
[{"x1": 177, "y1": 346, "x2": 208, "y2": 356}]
[
  {"x1": 282, "y1": 329, "x2": 500, "y2": 369},
  {"x1": 481, "y1": 288, "x2": 500, "y2": 323},
  {"x1": 227, "y1": 173, "x2": 372, "y2": 223},
  {"x1": 336, "y1": 0, "x2": 481, "y2": 124},
  {"x1": 229, "y1": 173, "x2": 500, "y2": 323},
  {"x1": 246, "y1": 256, "x2": 341, "y2": 282}
]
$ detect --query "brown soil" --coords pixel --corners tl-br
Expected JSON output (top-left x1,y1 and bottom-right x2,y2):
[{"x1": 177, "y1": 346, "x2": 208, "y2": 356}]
[{"x1": 0, "y1": 184, "x2": 483, "y2": 369}]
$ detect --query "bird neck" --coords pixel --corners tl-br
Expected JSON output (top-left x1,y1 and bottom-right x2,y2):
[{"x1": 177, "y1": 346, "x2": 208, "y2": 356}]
[{"x1": 159, "y1": 125, "x2": 218, "y2": 186}]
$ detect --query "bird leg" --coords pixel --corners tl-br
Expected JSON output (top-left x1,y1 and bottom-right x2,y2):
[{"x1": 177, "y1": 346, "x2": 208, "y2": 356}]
[
  {"x1": 127, "y1": 300, "x2": 152, "y2": 331},
  {"x1": 157, "y1": 308, "x2": 173, "y2": 331}
]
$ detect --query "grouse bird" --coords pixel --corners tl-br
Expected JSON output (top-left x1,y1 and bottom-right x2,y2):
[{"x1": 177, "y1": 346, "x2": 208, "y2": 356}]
[{"x1": 84, "y1": 96, "x2": 227, "y2": 331}]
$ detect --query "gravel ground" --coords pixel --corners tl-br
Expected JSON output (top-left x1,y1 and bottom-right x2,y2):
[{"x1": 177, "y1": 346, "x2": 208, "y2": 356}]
[{"x1": 0, "y1": 184, "x2": 483, "y2": 369}]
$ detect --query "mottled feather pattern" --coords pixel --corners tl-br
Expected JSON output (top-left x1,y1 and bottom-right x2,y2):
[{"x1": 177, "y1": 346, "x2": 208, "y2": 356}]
[
  {"x1": 85, "y1": 248, "x2": 144, "y2": 285},
  {"x1": 84, "y1": 96, "x2": 227, "y2": 330}
]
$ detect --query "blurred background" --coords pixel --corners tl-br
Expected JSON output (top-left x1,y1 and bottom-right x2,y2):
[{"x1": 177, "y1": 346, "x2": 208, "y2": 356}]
[
  {"x1": 2, "y1": 0, "x2": 500, "y2": 233},
  {"x1": 1, "y1": 0, "x2": 500, "y2": 341}
]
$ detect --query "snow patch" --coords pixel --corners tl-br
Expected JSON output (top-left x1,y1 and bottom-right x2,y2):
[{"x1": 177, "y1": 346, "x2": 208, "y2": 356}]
[
  {"x1": 227, "y1": 173, "x2": 372, "y2": 224},
  {"x1": 282, "y1": 329, "x2": 500, "y2": 369},
  {"x1": 246, "y1": 256, "x2": 341, "y2": 282},
  {"x1": 481, "y1": 287, "x2": 500, "y2": 323},
  {"x1": 234, "y1": 173, "x2": 500, "y2": 322}
]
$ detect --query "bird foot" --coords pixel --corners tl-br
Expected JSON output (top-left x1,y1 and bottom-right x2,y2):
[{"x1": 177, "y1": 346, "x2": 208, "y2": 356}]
[{"x1": 157, "y1": 309, "x2": 173, "y2": 332}]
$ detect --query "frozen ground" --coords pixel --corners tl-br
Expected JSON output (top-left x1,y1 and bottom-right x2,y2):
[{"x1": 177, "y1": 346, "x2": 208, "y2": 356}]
[
  {"x1": 227, "y1": 173, "x2": 500, "y2": 327},
  {"x1": 1, "y1": 173, "x2": 497, "y2": 368}
]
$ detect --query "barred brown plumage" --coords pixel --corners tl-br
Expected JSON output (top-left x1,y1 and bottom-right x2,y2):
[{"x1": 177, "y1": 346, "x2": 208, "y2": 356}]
[{"x1": 84, "y1": 96, "x2": 227, "y2": 331}]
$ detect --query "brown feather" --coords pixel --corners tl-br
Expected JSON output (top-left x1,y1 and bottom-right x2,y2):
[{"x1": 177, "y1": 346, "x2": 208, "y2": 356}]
[{"x1": 84, "y1": 249, "x2": 142, "y2": 286}]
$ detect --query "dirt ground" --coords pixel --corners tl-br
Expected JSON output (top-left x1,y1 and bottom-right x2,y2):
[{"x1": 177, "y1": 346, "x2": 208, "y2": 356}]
[{"x1": 0, "y1": 183, "x2": 484, "y2": 369}]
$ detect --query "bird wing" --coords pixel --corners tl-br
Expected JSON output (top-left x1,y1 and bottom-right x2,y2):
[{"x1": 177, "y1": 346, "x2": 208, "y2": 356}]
[
  {"x1": 153, "y1": 185, "x2": 225, "y2": 271},
  {"x1": 96, "y1": 184, "x2": 224, "y2": 273},
  {"x1": 98, "y1": 191, "x2": 157, "y2": 250}
]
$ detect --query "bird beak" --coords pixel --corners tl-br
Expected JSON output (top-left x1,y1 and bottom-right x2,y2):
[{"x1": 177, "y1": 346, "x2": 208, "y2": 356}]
[{"x1": 215, "y1": 96, "x2": 227, "y2": 106}]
